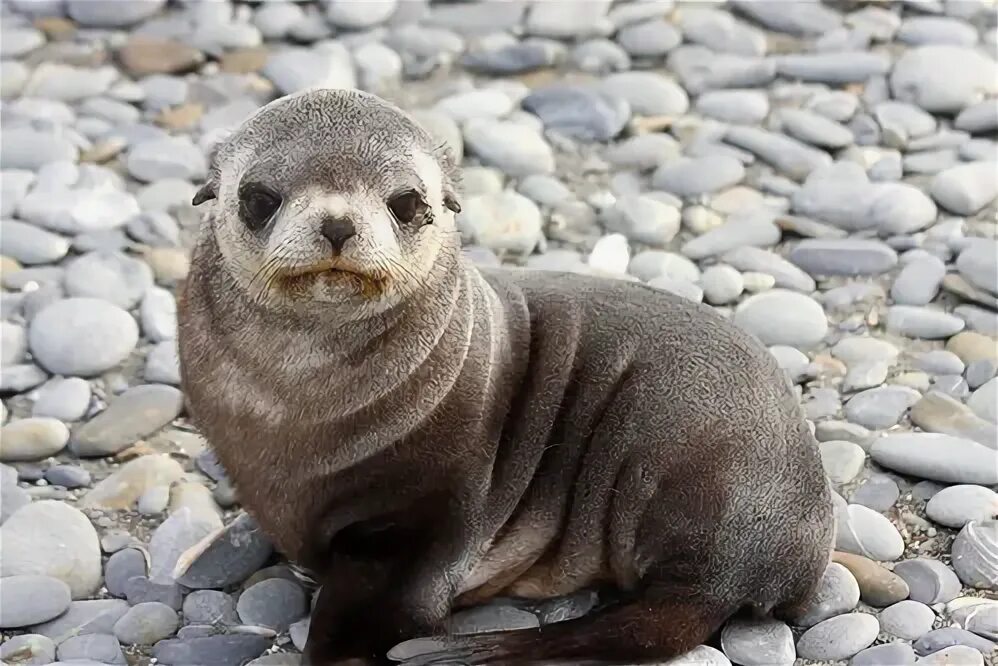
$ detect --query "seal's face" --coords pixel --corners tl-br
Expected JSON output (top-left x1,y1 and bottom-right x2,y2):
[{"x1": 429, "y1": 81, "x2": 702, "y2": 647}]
[{"x1": 192, "y1": 89, "x2": 462, "y2": 317}]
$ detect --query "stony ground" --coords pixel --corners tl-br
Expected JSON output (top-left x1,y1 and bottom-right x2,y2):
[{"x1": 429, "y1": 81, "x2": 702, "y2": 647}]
[{"x1": 0, "y1": 0, "x2": 997, "y2": 665}]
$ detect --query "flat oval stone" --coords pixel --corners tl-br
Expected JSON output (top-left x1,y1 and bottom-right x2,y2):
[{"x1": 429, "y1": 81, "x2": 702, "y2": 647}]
[
  {"x1": 845, "y1": 386, "x2": 922, "y2": 430},
  {"x1": 652, "y1": 155, "x2": 745, "y2": 198},
  {"x1": 29, "y1": 598, "x2": 129, "y2": 640},
  {"x1": 449, "y1": 605, "x2": 539, "y2": 635},
  {"x1": 55, "y1": 633, "x2": 125, "y2": 664},
  {"x1": 926, "y1": 485, "x2": 998, "y2": 529},
  {"x1": 113, "y1": 601, "x2": 179, "y2": 645},
  {"x1": 930, "y1": 161, "x2": 998, "y2": 216},
  {"x1": 720, "y1": 618, "x2": 795, "y2": 666},
  {"x1": 871, "y1": 433, "x2": 998, "y2": 485},
  {"x1": 832, "y1": 552, "x2": 910, "y2": 607},
  {"x1": 951, "y1": 520, "x2": 998, "y2": 590},
  {"x1": 183, "y1": 590, "x2": 239, "y2": 626},
  {"x1": 956, "y1": 239, "x2": 998, "y2": 296},
  {"x1": 796, "y1": 612, "x2": 879, "y2": 661},
  {"x1": 176, "y1": 513, "x2": 274, "y2": 589},
  {"x1": 28, "y1": 298, "x2": 138, "y2": 378},
  {"x1": 521, "y1": 85, "x2": 629, "y2": 142},
  {"x1": 596, "y1": 71, "x2": 689, "y2": 116},
  {"x1": 733, "y1": 289, "x2": 828, "y2": 349},
  {"x1": 890, "y1": 45, "x2": 998, "y2": 114},
  {"x1": 71, "y1": 385, "x2": 184, "y2": 458},
  {"x1": 0, "y1": 575, "x2": 71, "y2": 628},
  {"x1": 790, "y1": 239, "x2": 897, "y2": 276},
  {"x1": 886, "y1": 306, "x2": 966, "y2": 340},
  {"x1": 63, "y1": 251, "x2": 154, "y2": 310},
  {"x1": 152, "y1": 634, "x2": 270, "y2": 666},
  {"x1": 796, "y1": 562, "x2": 860, "y2": 627},
  {"x1": 879, "y1": 600, "x2": 936, "y2": 641},
  {"x1": 32, "y1": 377, "x2": 92, "y2": 422},
  {"x1": 894, "y1": 559, "x2": 962, "y2": 604},
  {"x1": 836, "y1": 504, "x2": 905, "y2": 561},
  {"x1": 916, "y1": 645, "x2": 986, "y2": 666},
  {"x1": 914, "y1": 627, "x2": 997, "y2": 657},
  {"x1": 0, "y1": 417, "x2": 69, "y2": 462},
  {"x1": 851, "y1": 474, "x2": 900, "y2": 513},
  {"x1": 0, "y1": 219, "x2": 70, "y2": 265},
  {"x1": 819, "y1": 440, "x2": 866, "y2": 484},
  {"x1": 0, "y1": 633, "x2": 57, "y2": 665},
  {"x1": 852, "y1": 641, "x2": 916, "y2": 666},
  {"x1": 892, "y1": 255, "x2": 947, "y2": 306}
]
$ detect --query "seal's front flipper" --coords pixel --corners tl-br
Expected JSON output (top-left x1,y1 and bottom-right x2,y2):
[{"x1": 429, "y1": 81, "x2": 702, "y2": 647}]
[{"x1": 388, "y1": 597, "x2": 731, "y2": 665}]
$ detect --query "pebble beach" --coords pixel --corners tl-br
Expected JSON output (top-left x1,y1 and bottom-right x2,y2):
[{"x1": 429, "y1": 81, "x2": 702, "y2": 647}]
[{"x1": 0, "y1": 0, "x2": 996, "y2": 665}]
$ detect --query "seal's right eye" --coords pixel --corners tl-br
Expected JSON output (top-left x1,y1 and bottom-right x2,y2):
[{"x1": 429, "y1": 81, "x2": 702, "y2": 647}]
[{"x1": 239, "y1": 184, "x2": 281, "y2": 232}]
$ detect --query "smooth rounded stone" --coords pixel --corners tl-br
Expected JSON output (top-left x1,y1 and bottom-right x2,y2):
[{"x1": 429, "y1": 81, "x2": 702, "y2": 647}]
[
  {"x1": 29, "y1": 598, "x2": 130, "y2": 642},
  {"x1": 463, "y1": 119, "x2": 554, "y2": 178},
  {"x1": 0, "y1": 417, "x2": 69, "y2": 463},
  {"x1": 626, "y1": 251, "x2": 699, "y2": 285},
  {"x1": 22, "y1": 63, "x2": 117, "y2": 103},
  {"x1": 113, "y1": 602, "x2": 179, "y2": 645},
  {"x1": 648, "y1": 276, "x2": 703, "y2": 302},
  {"x1": 720, "y1": 618, "x2": 795, "y2": 666},
  {"x1": 0, "y1": 364, "x2": 49, "y2": 394},
  {"x1": 603, "y1": 134, "x2": 680, "y2": 172},
  {"x1": 666, "y1": 46, "x2": 776, "y2": 96},
  {"x1": 891, "y1": 46, "x2": 998, "y2": 114},
  {"x1": 951, "y1": 520, "x2": 998, "y2": 590},
  {"x1": 617, "y1": 18, "x2": 681, "y2": 57},
  {"x1": 681, "y1": 214, "x2": 781, "y2": 260},
  {"x1": 926, "y1": 486, "x2": 998, "y2": 529},
  {"x1": 733, "y1": 289, "x2": 827, "y2": 349},
  {"x1": 138, "y1": 485, "x2": 170, "y2": 515},
  {"x1": 176, "y1": 513, "x2": 273, "y2": 589},
  {"x1": 930, "y1": 162, "x2": 998, "y2": 216},
  {"x1": 600, "y1": 196, "x2": 679, "y2": 246},
  {"x1": 55, "y1": 633, "x2": 125, "y2": 664},
  {"x1": 843, "y1": 361, "x2": 890, "y2": 392},
  {"x1": 105, "y1": 548, "x2": 147, "y2": 599},
  {"x1": 886, "y1": 306, "x2": 965, "y2": 340},
  {"x1": 524, "y1": 0, "x2": 611, "y2": 38},
  {"x1": 701, "y1": 265, "x2": 744, "y2": 306},
  {"x1": 797, "y1": 612, "x2": 879, "y2": 661},
  {"x1": 32, "y1": 378, "x2": 91, "y2": 422},
  {"x1": 449, "y1": 605, "x2": 539, "y2": 635},
  {"x1": 724, "y1": 126, "x2": 831, "y2": 181},
  {"x1": 153, "y1": 634, "x2": 270, "y2": 666},
  {"x1": 916, "y1": 645, "x2": 986, "y2": 666},
  {"x1": 247, "y1": 656, "x2": 303, "y2": 666},
  {"x1": 652, "y1": 156, "x2": 745, "y2": 199},
  {"x1": 789, "y1": 239, "x2": 897, "y2": 277},
  {"x1": 967, "y1": 378, "x2": 997, "y2": 423},
  {"x1": 145, "y1": 339, "x2": 180, "y2": 386},
  {"x1": 588, "y1": 233, "x2": 630, "y2": 275},
  {"x1": 770, "y1": 346, "x2": 810, "y2": 383},
  {"x1": 569, "y1": 38, "x2": 630, "y2": 74},
  {"x1": 126, "y1": 211, "x2": 181, "y2": 248},
  {"x1": 435, "y1": 89, "x2": 516, "y2": 123},
  {"x1": 844, "y1": 385, "x2": 921, "y2": 430},
  {"x1": 873, "y1": 433, "x2": 998, "y2": 485},
  {"x1": 169, "y1": 482, "x2": 222, "y2": 523},
  {"x1": 1, "y1": 129, "x2": 79, "y2": 171},
  {"x1": 28, "y1": 298, "x2": 138, "y2": 378},
  {"x1": 950, "y1": 600, "x2": 998, "y2": 640},
  {"x1": 836, "y1": 503, "x2": 905, "y2": 562},
  {"x1": 832, "y1": 552, "x2": 910, "y2": 607},
  {"x1": 65, "y1": 0, "x2": 164, "y2": 26},
  {"x1": 892, "y1": 255, "x2": 946, "y2": 306},
  {"x1": 730, "y1": 0, "x2": 841, "y2": 35},
  {"x1": 805, "y1": 387, "x2": 843, "y2": 421},
  {"x1": 904, "y1": 149, "x2": 959, "y2": 175},
  {"x1": 456, "y1": 191, "x2": 542, "y2": 255},
  {"x1": 852, "y1": 641, "x2": 917, "y2": 666},
  {"x1": 0, "y1": 219, "x2": 69, "y2": 266},
  {"x1": 1, "y1": 26, "x2": 44, "y2": 58},
  {"x1": 915, "y1": 627, "x2": 997, "y2": 657},
  {"x1": 0, "y1": 500, "x2": 101, "y2": 599},
  {"x1": 127, "y1": 136, "x2": 207, "y2": 184},
  {"x1": 44, "y1": 464, "x2": 91, "y2": 490},
  {"x1": 183, "y1": 590, "x2": 239, "y2": 626},
  {"x1": 966, "y1": 360, "x2": 997, "y2": 390},
  {"x1": 0, "y1": 575, "x2": 71, "y2": 628},
  {"x1": 955, "y1": 241, "x2": 998, "y2": 300},
  {"x1": 71, "y1": 385, "x2": 183, "y2": 458},
  {"x1": 521, "y1": 85, "x2": 629, "y2": 142},
  {"x1": 0, "y1": 633, "x2": 57, "y2": 665},
  {"x1": 892, "y1": 559, "x2": 962, "y2": 605},
  {"x1": 851, "y1": 475, "x2": 900, "y2": 513},
  {"x1": 777, "y1": 108, "x2": 854, "y2": 150},
  {"x1": 880, "y1": 600, "x2": 936, "y2": 641},
  {"x1": 796, "y1": 563, "x2": 860, "y2": 627},
  {"x1": 516, "y1": 175, "x2": 572, "y2": 208},
  {"x1": 236, "y1": 579, "x2": 307, "y2": 632},
  {"x1": 875, "y1": 101, "x2": 937, "y2": 148},
  {"x1": 956, "y1": 100, "x2": 998, "y2": 135},
  {"x1": 677, "y1": 7, "x2": 765, "y2": 56},
  {"x1": 819, "y1": 440, "x2": 866, "y2": 484},
  {"x1": 81, "y1": 454, "x2": 184, "y2": 510},
  {"x1": 946, "y1": 330, "x2": 998, "y2": 366},
  {"x1": 898, "y1": 16, "x2": 978, "y2": 46},
  {"x1": 262, "y1": 42, "x2": 356, "y2": 95},
  {"x1": 147, "y1": 509, "x2": 223, "y2": 589},
  {"x1": 62, "y1": 251, "x2": 154, "y2": 311},
  {"x1": 324, "y1": 0, "x2": 396, "y2": 28},
  {"x1": 353, "y1": 41, "x2": 403, "y2": 92},
  {"x1": 596, "y1": 72, "x2": 689, "y2": 117},
  {"x1": 694, "y1": 89, "x2": 769, "y2": 125}
]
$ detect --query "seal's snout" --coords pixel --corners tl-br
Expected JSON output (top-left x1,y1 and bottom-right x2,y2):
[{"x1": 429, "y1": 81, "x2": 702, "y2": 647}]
[{"x1": 320, "y1": 216, "x2": 357, "y2": 254}]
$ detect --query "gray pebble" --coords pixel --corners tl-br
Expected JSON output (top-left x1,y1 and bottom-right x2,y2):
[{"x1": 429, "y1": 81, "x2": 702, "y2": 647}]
[
  {"x1": 44, "y1": 464, "x2": 91, "y2": 489},
  {"x1": 956, "y1": 240, "x2": 998, "y2": 297},
  {"x1": 880, "y1": 600, "x2": 936, "y2": 640},
  {"x1": 0, "y1": 219, "x2": 70, "y2": 265},
  {"x1": 617, "y1": 18, "x2": 681, "y2": 57},
  {"x1": 33, "y1": 377, "x2": 92, "y2": 422},
  {"x1": 145, "y1": 339, "x2": 181, "y2": 386},
  {"x1": 236, "y1": 579, "x2": 307, "y2": 632},
  {"x1": 596, "y1": 71, "x2": 689, "y2": 117},
  {"x1": 955, "y1": 100, "x2": 998, "y2": 135},
  {"x1": 648, "y1": 275, "x2": 703, "y2": 303},
  {"x1": 720, "y1": 618, "x2": 795, "y2": 666},
  {"x1": 790, "y1": 239, "x2": 897, "y2": 277},
  {"x1": 695, "y1": 89, "x2": 770, "y2": 125},
  {"x1": 600, "y1": 195, "x2": 680, "y2": 247},
  {"x1": 873, "y1": 433, "x2": 998, "y2": 485},
  {"x1": 0, "y1": 417, "x2": 68, "y2": 463},
  {"x1": 836, "y1": 503, "x2": 905, "y2": 561},
  {"x1": 525, "y1": 0, "x2": 611, "y2": 39},
  {"x1": 569, "y1": 38, "x2": 630, "y2": 74},
  {"x1": 262, "y1": 44, "x2": 355, "y2": 96},
  {"x1": 678, "y1": 7, "x2": 766, "y2": 56},
  {"x1": 890, "y1": 45, "x2": 998, "y2": 114},
  {"x1": 0, "y1": 575, "x2": 71, "y2": 628},
  {"x1": 886, "y1": 306, "x2": 966, "y2": 339},
  {"x1": 67, "y1": 0, "x2": 164, "y2": 27},
  {"x1": 725, "y1": 126, "x2": 831, "y2": 180},
  {"x1": 105, "y1": 548, "x2": 147, "y2": 599},
  {"x1": 852, "y1": 641, "x2": 917, "y2": 666},
  {"x1": 527, "y1": 590, "x2": 598, "y2": 625},
  {"x1": 701, "y1": 265, "x2": 744, "y2": 305},
  {"x1": 461, "y1": 39, "x2": 560, "y2": 76},
  {"x1": 898, "y1": 16, "x2": 979, "y2": 47},
  {"x1": 0, "y1": 633, "x2": 56, "y2": 665},
  {"x1": 681, "y1": 213, "x2": 781, "y2": 260},
  {"x1": 733, "y1": 289, "x2": 828, "y2": 349},
  {"x1": 463, "y1": 119, "x2": 554, "y2": 177},
  {"x1": 126, "y1": 137, "x2": 207, "y2": 183},
  {"x1": 0, "y1": 364, "x2": 49, "y2": 394},
  {"x1": 652, "y1": 155, "x2": 745, "y2": 198},
  {"x1": 71, "y1": 384, "x2": 183, "y2": 457},
  {"x1": 603, "y1": 133, "x2": 680, "y2": 171},
  {"x1": 926, "y1": 485, "x2": 998, "y2": 529},
  {"x1": 113, "y1": 602, "x2": 179, "y2": 645},
  {"x1": 894, "y1": 558, "x2": 963, "y2": 604},
  {"x1": 779, "y1": 108, "x2": 854, "y2": 149},
  {"x1": 851, "y1": 475, "x2": 900, "y2": 513},
  {"x1": 152, "y1": 634, "x2": 270, "y2": 666},
  {"x1": 55, "y1": 633, "x2": 125, "y2": 664},
  {"x1": 64, "y1": 251, "x2": 153, "y2": 310},
  {"x1": 776, "y1": 51, "x2": 890, "y2": 84},
  {"x1": 140, "y1": 287, "x2": 178, "y2": 343},
  {"x1": 916, "y1": 645, "x2": 986, "y2": 666},
  {"x1": 28, "y1": 298, "x2": 138, "y2": 378},
  {"x1": 819, "y1": 440, "x2": 866, "y2": 484},
  {"x1": 667, "y1": 46, "x2": 776, "y2": 95},
  {"x1": 731, "y1": 0, "x2": 841, "y2": 36},
  {"x1": 521, "y1": 85, "x2": 629, "y2": 142},
  {"x1": 914, "y1": 627, "x2": 997, "y2": 657},
  {"x1": 137, "y1": 485, "x2": 170, "y2": 515},
  {"x1": 290, "y1": 617, "x2": 309, "y2": 651},
  {"x1": 183, "y1": 590, "x2": 240, "y2": 626},
  {"x1": 965, "y1": 359, "x2": 996, "y2": 390},
  {"x1": 796, "y1": 562, "x2": 860, "y2": 627},
  {"x1": 845, "y1": 385, "x2": 922, "y2": 429},
  {"x1": 796, "y1": 612, "x2": 879, "y2": 661},
  {"x1": 930, "y1": 161, "x2": 998, "y2": 215},
  {"x1": 177, "y1": 513, "x2": 274, "y2": 589},
  {"x1": 127, "y1": 211, "x2": 180, "y2": 248},
  {"x1": 893, "y1": 255, "x2": 947, "y2": 306},
  {"x1": 123, "y1": 576, "x2": 184, "y2": 610},
  {"x1": 951, "y1": 520, "x2": 998, "y2": 590},
  {"x1": 28, "y1": 598, "x2": 129, "y2": 641},
  {"x1": 0, "y1": 129, "x2": 78, "y2": 171},
  {"x1": 967, "y1": 377, "x2": 997, "y2": 423},
  {"x1": 950, "y1": 601, "x2": 998, "y2": 640}
]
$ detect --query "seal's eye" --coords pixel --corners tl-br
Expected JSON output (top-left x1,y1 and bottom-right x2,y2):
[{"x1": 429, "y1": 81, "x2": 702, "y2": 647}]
[
  {"x1": 388, "y1": 190, "x2": 429, "y2": 226},
  {"x1": 239, "y1": 184, "x2": 281, "y2": 232}
]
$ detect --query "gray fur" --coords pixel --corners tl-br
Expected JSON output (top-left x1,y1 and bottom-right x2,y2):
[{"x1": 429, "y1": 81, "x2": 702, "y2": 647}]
[{"x1": 178, "y1": 89, "x2": 834, "y2": 665}]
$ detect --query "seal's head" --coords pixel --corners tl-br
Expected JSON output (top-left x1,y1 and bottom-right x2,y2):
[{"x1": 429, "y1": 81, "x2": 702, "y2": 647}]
[{"x1": 192, "y1": 88, "x2": 462, "y2": 317}]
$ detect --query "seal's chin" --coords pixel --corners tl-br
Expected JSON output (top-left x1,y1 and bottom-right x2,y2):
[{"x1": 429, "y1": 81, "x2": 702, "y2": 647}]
[{"x1": 276, "y1": 259, "x2": 390, "y2": 299}]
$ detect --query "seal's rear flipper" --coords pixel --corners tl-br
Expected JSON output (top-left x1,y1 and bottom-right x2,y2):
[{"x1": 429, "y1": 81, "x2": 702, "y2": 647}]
[{"x1": 390, "y1": 597, "x2": 731, "y2": 666}]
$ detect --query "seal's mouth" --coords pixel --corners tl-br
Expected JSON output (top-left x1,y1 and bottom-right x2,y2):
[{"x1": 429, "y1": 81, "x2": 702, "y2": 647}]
[{"x1": 276, "y1": 260, "x2": 389, "y2": 298}]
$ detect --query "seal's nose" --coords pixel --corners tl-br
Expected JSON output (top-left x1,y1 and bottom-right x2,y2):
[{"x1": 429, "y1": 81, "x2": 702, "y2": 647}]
[{"x1": 320, "y1": 217, "x2": 356, "y2": 254}]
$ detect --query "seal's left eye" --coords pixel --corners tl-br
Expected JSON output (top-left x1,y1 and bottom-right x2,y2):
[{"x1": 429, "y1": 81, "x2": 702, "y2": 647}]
[
  {"x1": 388, "y1": 190, "x2": 429, "y2": 226},
  {"x1": 239, "y1": 185, "x2": 281, "y2": 231}
]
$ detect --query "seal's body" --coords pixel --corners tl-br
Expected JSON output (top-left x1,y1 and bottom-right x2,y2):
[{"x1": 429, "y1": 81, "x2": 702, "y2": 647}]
[{"x1": 179, "y1": 89, "x2": 834, "y2": 665}]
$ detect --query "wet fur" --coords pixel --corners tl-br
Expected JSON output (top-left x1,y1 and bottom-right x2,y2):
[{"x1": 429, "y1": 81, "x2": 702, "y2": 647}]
[{"x1": 178, "y1": 89, "x2": 834, "y2": 665}]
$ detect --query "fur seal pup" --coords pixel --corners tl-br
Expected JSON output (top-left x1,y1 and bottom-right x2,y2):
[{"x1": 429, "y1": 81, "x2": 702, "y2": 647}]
[{"x1": 178, "y1": 88, "x2": 834, "y2": 666}]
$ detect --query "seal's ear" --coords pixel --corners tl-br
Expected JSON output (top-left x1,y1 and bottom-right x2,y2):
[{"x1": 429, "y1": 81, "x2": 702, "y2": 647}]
[
  {"x1": 192, "y1": 182, "x2": 216, "y2": 206},
  {"x1": 444, "y1": 193, "x2": 461, "y2": 214}
]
